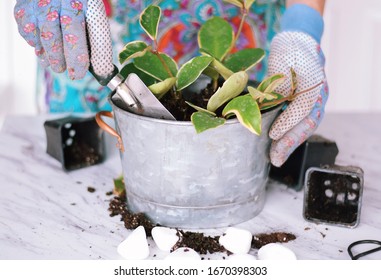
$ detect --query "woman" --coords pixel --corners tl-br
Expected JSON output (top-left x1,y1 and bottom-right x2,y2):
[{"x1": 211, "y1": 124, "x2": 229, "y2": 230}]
[{"x1": 14, "y1": 0, "x2": 327, "y2": 166}]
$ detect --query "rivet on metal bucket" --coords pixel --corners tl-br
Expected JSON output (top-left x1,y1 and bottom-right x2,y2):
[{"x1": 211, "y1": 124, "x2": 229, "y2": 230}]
[{"x1": 303, "y1": 165, "x2": 364, "y2": 228}]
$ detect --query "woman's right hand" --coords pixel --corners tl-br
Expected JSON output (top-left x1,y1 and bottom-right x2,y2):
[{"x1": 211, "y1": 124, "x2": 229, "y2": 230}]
[
  {"x1": 14, "y1": 0, "x2": 114, "y2": 81},
  {"x1": 14, "y1": 0, "x2": 90, "y2": 80}
]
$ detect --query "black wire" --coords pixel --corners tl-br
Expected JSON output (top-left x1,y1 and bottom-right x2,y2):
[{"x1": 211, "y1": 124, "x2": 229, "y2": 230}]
[{"x1": 347, "y1": 240, "x2": 381, "y2": 260}]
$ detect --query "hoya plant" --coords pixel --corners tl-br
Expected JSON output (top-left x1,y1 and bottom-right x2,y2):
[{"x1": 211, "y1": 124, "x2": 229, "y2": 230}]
[{"x1": 118, "y1": 0, "x2": 292, "y2": 135}]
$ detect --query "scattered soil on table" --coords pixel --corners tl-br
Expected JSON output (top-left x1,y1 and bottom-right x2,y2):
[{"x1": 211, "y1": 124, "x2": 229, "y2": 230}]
[
  {"x1": 108, "y1": 193, "x2": 155, "y2": 236},
  {"x1": 108, "y1": 193, "x2": 297, "y2": 255},
  {"x1": 252, "y1": 232, "x2": 296, "y2": 249},
  {"x1": 87, "y1": 187, "x2": 96, "y2": 193}
]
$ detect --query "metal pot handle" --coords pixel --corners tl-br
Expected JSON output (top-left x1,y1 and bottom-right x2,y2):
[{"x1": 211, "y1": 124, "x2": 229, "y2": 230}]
[{"x1": 95, "y1": 111, "x2": 124, "y2": 152}]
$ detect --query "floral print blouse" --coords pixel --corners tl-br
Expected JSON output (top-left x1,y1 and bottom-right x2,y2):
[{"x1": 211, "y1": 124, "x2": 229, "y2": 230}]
[{"x1": 37, "y1": 0, "x2": 285, "y2": 113}]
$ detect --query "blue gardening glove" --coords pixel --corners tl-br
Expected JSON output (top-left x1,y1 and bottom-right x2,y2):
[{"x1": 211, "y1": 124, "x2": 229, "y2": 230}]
[
  {"x1": 268, "y1": 4, "x2": 329, "y2": 167},
  {"x1": 14, "y1": 0, "x2": 114, "y2": 80}
]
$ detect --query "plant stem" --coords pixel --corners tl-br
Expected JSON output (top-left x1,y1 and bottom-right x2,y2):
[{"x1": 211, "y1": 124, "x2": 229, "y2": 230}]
[
  {"x1": 211, "y1": 59, "x2": 233, "y2": 80},
  {"x1": 212, "y1": 78, "x2": 218, "y2": 92},
  {"x1": 152, "y1": 49, "x2": 174, "y2": 78},
  {"x1": 259, "y1": 81, "x2": 324, "y2": 109},
  {"x1": 231, "y1": 7, "x2": 248, "y2": 51},
  {"x1": 171, "y1": 90, "x2": 181, "y2": 100},
  {"x1": 292, "y1": 81, "x2": 324, "y2": 98},
  {"x1": 151, "y1": 38, "x2": 174, "y2": 78},
  {"x1": 152, "y1": 40, "x2": 179, "y2": 98}
]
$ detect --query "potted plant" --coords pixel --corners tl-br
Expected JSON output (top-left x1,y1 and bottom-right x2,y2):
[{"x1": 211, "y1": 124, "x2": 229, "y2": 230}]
[
  {"x1": 118, "y1": 2, "x2": 290, "y2": 135},
  {"x1": 97, "y1": 0, "x2": 299, "y2": 228}
]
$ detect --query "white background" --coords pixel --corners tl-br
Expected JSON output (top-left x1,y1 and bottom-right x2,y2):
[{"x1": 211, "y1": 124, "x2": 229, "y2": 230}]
[
  {"x1": 0, "y1": 1, "x2": 37, "y2": 128},
  {"x1": 1, "y1": 0, "x2": 381, "y2": 129}
]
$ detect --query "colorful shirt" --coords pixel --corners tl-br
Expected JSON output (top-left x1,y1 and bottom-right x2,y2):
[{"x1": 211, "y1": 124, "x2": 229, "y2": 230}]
[{"x1": 37, "y1": 0, "x2": 285, "y2": 113}]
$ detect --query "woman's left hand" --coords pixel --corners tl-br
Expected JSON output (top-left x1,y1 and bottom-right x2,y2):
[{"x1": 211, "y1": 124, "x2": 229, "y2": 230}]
[{"x1": 267, "y1": 30, "x2": 328, "y2": 167}]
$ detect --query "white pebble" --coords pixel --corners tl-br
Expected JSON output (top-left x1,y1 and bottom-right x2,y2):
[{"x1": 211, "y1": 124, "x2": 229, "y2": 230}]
[
  {"x1": 257, "y1": 243, "x2": 297, "y2": 260},
  {"x1": 164, "y1": 247, "x2": 201, "y2": 260},
  {"x1": 117, "y1": 226, "x2": 149, "y2": 260},
  {"x1": 152, "y1": 226, "x2": 179, "y2": 252},
  {"x1": 228, "y1": 253, "x2": 257, "y2": 260},
  {"x1": 219, "y1": 227, "x2": 252, "y2": 254}
]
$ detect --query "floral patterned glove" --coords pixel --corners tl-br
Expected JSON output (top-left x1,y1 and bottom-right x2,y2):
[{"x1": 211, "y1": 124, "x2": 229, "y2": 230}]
[
  {"x1": 267, "y1": 4, "x2": 329, "y2": 167},
  {"x1": 14, "y1": 0, "x2": 113, "y2": 80}
]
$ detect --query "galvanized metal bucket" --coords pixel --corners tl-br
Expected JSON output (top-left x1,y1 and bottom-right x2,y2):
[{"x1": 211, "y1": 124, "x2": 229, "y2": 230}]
[{"x1": 97, "y1": 95, "x2": 280, "y2": 228}]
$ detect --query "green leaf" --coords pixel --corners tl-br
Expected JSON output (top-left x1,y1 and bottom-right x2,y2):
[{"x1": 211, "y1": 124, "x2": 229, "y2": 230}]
[
  {"x1": 148, "y1": 77, "x2": 177, "y2": 99},
  {"x1": 113, "y1": 175, "x2": 125, "y2": 196},
  {"x1": 257, "y1": 73, "x2": 285, "y2": 93},
  {"x1": 140, "y1": 5, "x2": 161, "y2": 40},
  {"x1": 176, "y1": 56, "x2": 213, "y2": 90},
  {"x1": 185, "y1": 101, "x2": 216, "y2": 116},
  {"x1": 161, "y1": 54, "x2": 178, "y2": 76},
  {"x1": 223, "y1": 0, "x2": 244, "y2": 8},
  {"x1": 118, "y1": 41, "x2": 148, "y2": 64},
  {"x1": 202, "y1": 66, "x2": 220, "y2": 81},
  {"x1": 290, "y1": 67, "x2": 297, "y2": 94},
  {"x1": 248, "y1": 86, "x2": 275, "y2": 103},
  {"x1": 245, "y1": 0, "x2": 256, "y2": 9},
  {"x1": 198, "y1": 17, "x2": 234, "y2": 61},
  {"x1": 134, "y1": 52, "x2": 178, "y2": 81},
  {"x1": 119, "y1": 63, "x2": 156, "y2": 86},
  {"x1": 191, "y1": 111, "x2": 226, "y2": 134},
  {"x1": 222, "y1": 94, "x2": 262, "y2": 135},
  {"x1": 223, "y1": 48, "x2": 265, "y2": 72},
  {"x1": 207, "y1": 71, "x2": 248, "y2": 112},
  {"x1": 260, "y1": 92, "x2": 285, "y2": 110},
  {"x1": 210, "y1": 59, "x2": 234, "y2": 80},
  {"x1": 248, "y1": 86, "x2": 262, "y2": 101}
]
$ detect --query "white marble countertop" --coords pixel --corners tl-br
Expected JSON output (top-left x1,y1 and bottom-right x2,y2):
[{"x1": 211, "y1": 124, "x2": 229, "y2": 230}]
[{"x1": 0, "y1": 113, "x2": 380, "y2": 260}]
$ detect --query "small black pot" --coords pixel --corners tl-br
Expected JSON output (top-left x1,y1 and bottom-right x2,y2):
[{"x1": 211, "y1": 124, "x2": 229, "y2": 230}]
[
  {"x1": 269, "y1": 134, "x2": 339, "y2": 191},
  {"x1": 303, "y1": 165, "x2": 364, "y2": 228},
  {"x1": 44, "y1": 116, "x2": 105, "y2": 171}
]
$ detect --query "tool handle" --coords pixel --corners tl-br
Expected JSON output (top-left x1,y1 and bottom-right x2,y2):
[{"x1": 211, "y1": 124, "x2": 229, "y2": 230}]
[
  {"x1": 89, "y1": 64, "x2": 119, "y2": 86},
  {"x1": 86, "y1": 0, "x2": 116, "y2": 84}
]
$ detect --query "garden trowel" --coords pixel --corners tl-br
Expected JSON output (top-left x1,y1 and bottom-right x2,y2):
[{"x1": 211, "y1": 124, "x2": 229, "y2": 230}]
[
  {"x1": 86, "y1": 0, "x2": 175, "y2": 120},
  {"x1": 94, "y1": 67, "x2": 176, "y2": 121}
]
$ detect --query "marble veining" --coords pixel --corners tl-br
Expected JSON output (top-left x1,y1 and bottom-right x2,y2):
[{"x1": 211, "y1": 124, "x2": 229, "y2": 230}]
[{"x1": 0, "y1": 113, "x2": 380, "y2": 260}]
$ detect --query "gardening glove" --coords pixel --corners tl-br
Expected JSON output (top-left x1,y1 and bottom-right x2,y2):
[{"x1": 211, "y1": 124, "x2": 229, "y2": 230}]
[
  {"x1": 267, "y1": 4, "x2": 329, "y2": 167},
  {"x1": 14, "y1": 0, "x2": 114, "y2": 80}
]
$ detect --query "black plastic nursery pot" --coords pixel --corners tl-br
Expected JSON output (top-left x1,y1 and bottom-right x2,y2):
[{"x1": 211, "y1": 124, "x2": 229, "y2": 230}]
[
  {"x1": 44, "y1": 116, "x2": 105, "y2": 171},
  {"x1": 303, "y1": 165, "x2": 364, "y2": 228},
  {"x1": 269, "y1": 134, "x2": 339, "y2": 191}
]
